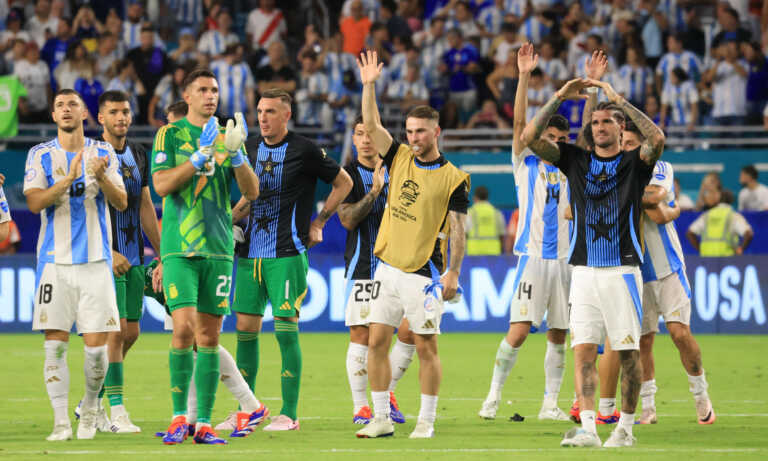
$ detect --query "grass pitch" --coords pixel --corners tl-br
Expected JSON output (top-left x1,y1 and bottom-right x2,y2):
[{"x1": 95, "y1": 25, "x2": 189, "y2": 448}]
[{"x1": 1, "y1": 332, "x2": 766, "y2": 460}]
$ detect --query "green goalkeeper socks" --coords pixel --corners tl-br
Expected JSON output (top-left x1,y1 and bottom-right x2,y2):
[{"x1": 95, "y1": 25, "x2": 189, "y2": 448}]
[
  {"x1": 275, "y1": 320, "x2": 301, "y2": 420},
  {"x1": 236, "y1": 330, "x2": 260, "y2": 392},
  {"x1": 195, "y1": 346, "x2": 220, "y2": 424},
  {"x1": 169, "y1": 346, "x2": 194, "y2": 417},
  {"x1": 104, "y1": 362, "x2": 124, "y2": 407}
]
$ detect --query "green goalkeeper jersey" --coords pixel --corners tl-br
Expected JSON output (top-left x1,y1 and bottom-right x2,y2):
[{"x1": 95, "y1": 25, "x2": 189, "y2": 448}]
[{"x1": 151, "y1": 117, "x2": 236, "y2": 261}]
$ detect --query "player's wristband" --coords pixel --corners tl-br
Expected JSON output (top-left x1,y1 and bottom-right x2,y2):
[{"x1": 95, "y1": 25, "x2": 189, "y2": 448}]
[
  {"x1": 190, "y1": 150, "x2": 209, "y2": 170},
  {"x1": 229, "y1": 148, "x2": 245, "y2": 168}
]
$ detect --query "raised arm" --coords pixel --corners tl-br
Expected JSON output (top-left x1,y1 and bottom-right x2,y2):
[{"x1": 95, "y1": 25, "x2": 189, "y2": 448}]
[
  {"x1": 358, "y1": 50, "x2": 394, "y2": 155},
  {"x1": 576, "y1": 50, "x2": 608, "y2": 149},
  {"x1": 513, "y1": 43, "x2": 537, "y2": 155}
]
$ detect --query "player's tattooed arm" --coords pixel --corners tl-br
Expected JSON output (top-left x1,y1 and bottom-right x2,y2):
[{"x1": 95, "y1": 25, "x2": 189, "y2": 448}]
[
  {"x1": 448, "y1": 210, "x2": 467, "y2": 274},
  {"x1": 308, "y1": 168, "x2": 353, "y2": 247},
  {"x1": 621, "y1": 99, "x2": 666, "y2": 165},
  {"x1": 521, "y1": 93, "x2": 563, "y2": 147},
  {"x1": 338, "y1": 160, "x2": 386, "y2": 230},
  {"x1": 528, "y1": 137, "x2": 561, "y2": 163},
  {"x1": 232, "y1": 196, "x2": 251, "y2": 223}
]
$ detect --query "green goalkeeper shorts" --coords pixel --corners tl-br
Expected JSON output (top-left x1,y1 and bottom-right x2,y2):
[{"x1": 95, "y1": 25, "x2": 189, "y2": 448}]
[
  {"x1": 162, "y1": 256, "x2": 233, "y2": 316},
  {"x1": 231, "y1": 253, "x2": 309, "y2": 318},
  {"x1": 115, "y1": 265, "x2": 145, "y2": 321}
]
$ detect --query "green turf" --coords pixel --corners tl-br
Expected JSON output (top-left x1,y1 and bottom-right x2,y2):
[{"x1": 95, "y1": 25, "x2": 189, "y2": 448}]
[{"x1": 1, "y1": 332, "x2": 766, "y2": 460}]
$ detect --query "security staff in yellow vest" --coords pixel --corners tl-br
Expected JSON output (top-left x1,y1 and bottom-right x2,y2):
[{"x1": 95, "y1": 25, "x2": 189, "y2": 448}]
[
  {"x1": 355, "y1": 49, "x2": 470, "y2": 439},
  {"x1": 686, "y1": 186, "x2": 753, "y2": 257},
  {"x1": 466, "y1": 186, "x2": 505, "y2": 255}
]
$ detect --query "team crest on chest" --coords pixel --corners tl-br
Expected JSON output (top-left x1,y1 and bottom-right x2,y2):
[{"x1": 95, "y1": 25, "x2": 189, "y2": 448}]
[{"x1": 399, "y1": 180, "x2": 420, "y2": 207}]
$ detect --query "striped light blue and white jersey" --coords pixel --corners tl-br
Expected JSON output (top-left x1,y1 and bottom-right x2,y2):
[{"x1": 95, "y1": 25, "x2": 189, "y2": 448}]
[
  {"x1": 387, "y1": 80, "x2": 429, "y2": 102},
  {"x1": 526, "y1": 83, "x2": 555, "y2": 122},
  {"x1": 640, "y1": 161, "x2": 688, "y2": 287},
  {"x1": 616, "y1": 64, "x2": 654, "y2": 105},
  {"x1": 538, "y1": 57, "x2": 569, "y2": 82},
  {"x1": 23, "y1": 137, "x2": 124, "y2": 265},
  {"x1": 170, "y1": 0, "x2": 204, "y2": 27},
  {"x1": 0, "y1": 186, "x2": 10, "y2": 223},
  {"x1": 295, "y1": 71, "x2": 330, "y2": 126},
  {"x1": 661, "y1": 80, "x2": 698, "y2": 126},
  {"x1": 211, "y1": 60, "x2": 255, "y2": 119},
  {"x1": 152, "y1": 74, "x2": 182, "y2": 122},
  {"x1": 711, "y1": 59, "x2": 748, "y2": 117},
  {"x1": 477, "y1": 6, "x2": 503, "y2": 35},
  {"x1": 512, "y1": 147, "x2": 571, "y2": 259},
  {"x1": 657, "y1": 0, "x2": 685, "y2": 32},
  {"x1": 324, "y1": 51, "x2": 358, "y2": 87},
  {"x1": 522, "y1": 15, "x2": 551, "y2": 44},
  {"x1": 387, "y1": 52, "x2": 407, "y2": 82},
  {"x1": 122, "y1": 22, "x2": 165, "y2": 51},
  {"x1": 656, "y1": 51, "x2": 702, "y2": 83},
  {"x1": 197, "y1": 30, "x2": 239, "y2": 56},
  {"x1": 106, "y1": 77, "x2": 140, "y2": 116}
]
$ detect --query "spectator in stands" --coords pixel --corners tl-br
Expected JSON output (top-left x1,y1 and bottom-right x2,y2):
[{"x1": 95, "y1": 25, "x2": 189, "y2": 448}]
[
  {"x1": 126, "y1": 25, "x2": 171, "y2": 121},
  {"x1": 295, "y1": 50, "x2": 330, "y2": 128},
  {"x1": 675, "y1": 177, "x2": 695, "y2": 210},
  {"x1": 703, "y1": 39, "x2": 748, "y2": 128},
  {"x1": 686, "y1": 186, "x2": 753, "y2": 257},
  {"x1": 107, "y1": 59, "x2": 145, "y2": 119},
  {"x1": 440, "y1": 27, "x2": 480, "y2": 123},
  {"x1": 172, "y1": 0, "x2": 204, "y2": 30},
  {"x1": 386, "y1": 63, "x2": 429, "y2": 112},
  {"x1": 656, "y1": 32, "x2": 702, "y2": 93},
  {"x1": 486, "y1": 47, "x2": 518, "y2": 120},
  {"x1": 256, "y1": 40, "x2": 297, "y2": 95},
  {"x1": 123, "y1": 1, "x2": 146, "y2": 51},
  {"x1": 298, "y1": 24, "x2": 323, "y2": 63},
  {"x1": 94, "y1": 31, "x2": 120, "y2": 81},
  {"x1": 695, "y1": 172, "x2": 736, "y2": 211},
  {"x1": 104, "y1": 10, "x2": 126, "y2": 57},
  {"x1": 247, "y1": 0, "x2": 287, "y2": 52},
  {"x1": 148, "y1": 65, "x2": 187, "y2": 128},
  {"x1": 0, "y1": 10, "x2": 30, "y2": 53},
  {"x1": 490, "y1": 21, "x2": 518, "y2": 66},
  {"x1": 366, "y1": 22, "x2": 392, "y2": 64},
  {"x1": 742, "y1": 41, "x2": 768, "y2": 123},
  {"x1": 340, "y1": 0, "x2": 372, "y2": 55},
  {"x1": 5, "y1": 39, "x2": 26, "y2": 71},
  {"x1": 73, "y1": 59, "x2": 103, "y2": 124},
  {"x1": 537, "y1": 40, "x2": 568, "y2": 87},
  {"x1": 713, "y1": 6, "x2": 751, "y2": 47},
  {"x1": 466, "y1": 185, "x2": 505, "y2": 256},
  {"x1": 660, "y1": 67, "x2": 698, "y2": 132},
  {"x1": 169, "y1": 28, "x2": 198, "y2": 65},
  {"x1": 27, "y1": 0, "x2": 60, "y2": 48},
  {"x1": 419, "y1": 16, "x2": 449, "y2": 97},
  {"x1": 386, "y1": 36, "x2": 410, "y2": 82},
  {"x1": 680, "y1": 3, "x2": 706, "y2": 57},
  {"x1": 644, "y1": 92, "x2": 661, "y2": 124},
  {"x1": 40, "y1": 20, "x2": 70, "y2": 88},
  {"x1": 450, "y1": 1, "x2": 481, "y2": 40},
  {"x1": 379, "y1": 0, "x2": 411, "y2": 40},
  {"x1": 465, "y1": 99, "x2": 510, "y2": 130},
  {"x1": 14, "y1": 42, "x2": 50, "y2": 123},
  {"x1": 639, "y1": 0, "x2": 664, "y2": 68},
  {"x1": 616, "y1": 46, "x2": 654, "y2": 108},
  {"x1": 54, "y1": 40, "x2": 90, "y2": 90},
  {"x1": 327, "y1": 67, "x2": 360, "y2": 132},
  {"x1": 0, "y1": 217, "x2": 21, "y2": 254},
  {"x1": 519, "y1": 6, "x2": 553, "y2": 45},
  {"x1": 198, "y1": 9, "x2": 238, "y2": 58},
  {"x1": 71, "y1": 5, "x2": 103, "y2": 53},
  {"x1": 212, "y1": 43, "x2": 257, "y2": 125},
  {"x1": 477, "y1": 0, "x2": 507, "y2": 39},
  {"x1": 575, "y1": 34, "x2": 615, "y2": 78},
  {"x1": 738, "y1": 165, "x2": 768, "y2": 211},
  {"x1": 321, "y1": 32, "x2": 358, "y2": 91},
  {"x1": 526, "y1": 68, "x2": 554, "y2": 122}
]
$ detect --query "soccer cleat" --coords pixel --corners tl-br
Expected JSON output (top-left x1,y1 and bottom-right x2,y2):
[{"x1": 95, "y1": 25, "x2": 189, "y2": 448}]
[
  {"x1": 162, "y1": 416, "x2": 190, "y2": 445},
  {"x1": 74, "y1": 400, "x2": 82, "y2": 419},
  {"x1": 77, "y1": 409, "x2": 99, "y2": 440},
  {"x1": 46, "y1": 423, "x2": 73, "y2": 441},
  {"x1": 230, "y1": 405, "x2": 270, "y2": 437},
  {"x1": 110, "y1": 413, "x2": 141, "y2": 433},
  {"x1": 193, "y1": 426, "x2": 227, "y2": 444},
  {"x1": 569, "y1": 400, "x2": 581, "y2": 423},
  {"x1": 389, "y1": 392, "x2": 405, "y2": 424},
  {"x1": 155, "y1": 424, "x2": 194, "y2": 438},
  {"x1": 263, "y1": 414, "x2": 300, "y2": 431},
  {"x1": 538, "y1": 404, "x2": 571, "y2": 421},
  {"x1": 96, "y1": 402, "x2": 111, "y2": 432},
  {"x1": 696, "y1": 398, "x2": 716, "y2": 425},
  {"x1": 597, "y1": 410, "x2": 620, "y2": 425},
  {"x1": 636, "y1": 406, "x2": 658, "y2": 425},
  {"x1": 356, "y1": 416, "x2": 394, "y2": 438},
  {"x1": 560, "y1": 428, "x2": 601, "y2": 447},
  {"x1": 353, "y1": 406, "x2": 372, "y2": 425},
  {"x1": 603, "y1": 427, "x2": 637, "y2": 447},
  {"x1": 478, "y1": 398, "x2": 499, "y2": 420},
  {"x1": 409, "y1": 420, "x2": 435, "y2": 439}
]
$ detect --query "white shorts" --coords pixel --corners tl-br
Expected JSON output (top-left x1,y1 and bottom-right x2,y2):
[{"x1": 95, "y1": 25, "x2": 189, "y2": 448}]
[
  {"x1": 569, "y1": 265, "x2": 643, "y2": 351},
  {"x1": 32, "y1": 261, "x2": 121, "y2": 334},
  {"x1": 509, "y1": 256, "x2": 571, "y2": 329},
  {"x1": 641, "y1": 269, "x2": 692, "y2": 335},
  {"x1": 368, "y1": 263, "x2": 443, "y2": 335},
  {"x1": 345, "y1": 279, "x2": 375, "y2": 327}
]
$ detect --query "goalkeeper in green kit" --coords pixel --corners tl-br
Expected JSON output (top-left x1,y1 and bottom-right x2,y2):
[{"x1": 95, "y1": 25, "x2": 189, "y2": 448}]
[{"x1": 150, "y1": 68, "x2": 260, "y2": 445}]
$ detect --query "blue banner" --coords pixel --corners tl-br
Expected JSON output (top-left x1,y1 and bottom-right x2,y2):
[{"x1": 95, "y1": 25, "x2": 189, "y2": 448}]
[{"x1": 1, "y1": 254, "x2": 766, "y2": 334}]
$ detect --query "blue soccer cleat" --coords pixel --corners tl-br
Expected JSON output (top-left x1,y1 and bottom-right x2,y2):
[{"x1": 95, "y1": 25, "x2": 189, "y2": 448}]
[
  {"x1": 389, "y1": 392, "x2": 405, "y2": 424},
  {"x1": 193, "y1": 426, "x2": 227, "y2": 444},
  {"x1": 597, "y1": 410, "x2": 620, "y2": 425},
  {"x1": 230, "y1": 405, "x2": 270, "y2": 437},
  {"x1": 156, "y1": 424, "x2": 194, "y2": 438},
  {"x1": 162, "y1": 416, "x2": 190, "y2": 445}
]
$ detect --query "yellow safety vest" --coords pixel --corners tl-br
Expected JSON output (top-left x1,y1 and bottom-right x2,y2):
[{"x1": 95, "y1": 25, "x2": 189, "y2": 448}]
[
  {"x1": 700, "y1": 205, "x2": 739, "y2": 257},
  {"x1": 466, "y1": 202, "x2": 502, "y2": 255},
  {"x1": 374, "y1": 144, "x2": 470, "y2": 272}
]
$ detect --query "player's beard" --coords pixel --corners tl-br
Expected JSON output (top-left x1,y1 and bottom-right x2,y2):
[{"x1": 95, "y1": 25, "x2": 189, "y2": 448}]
[
  {"x1": 58, "y1": 122, "x2": 80, "y2": 133},
  {"x1": 595, "y1": 132, "x2": 618, "y2": 149}
]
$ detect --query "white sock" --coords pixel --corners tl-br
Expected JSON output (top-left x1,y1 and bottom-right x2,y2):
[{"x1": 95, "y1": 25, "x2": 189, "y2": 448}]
[
  {"x1": 640, "y1": 379, "x2": 657, "y2": 409},
  {"x1": 218, "y1": 345, "x2": 260, "y2": 413},
  {"x1": 598, "y1": 397, "x2": 616, "y2": 416},
  {"x1": 187, "y1": 353, "x2": 197, "y2": 424},
  {"x1": 346, "y1": 342, "x2": 369, "y2": 412},
  {"x1": 418, "y1": 394, "x2": 438, "y2": 424},
  {"x1": 488, "y1": 339, "x2": 518, "y2": 401},
  {"x1": 544, "y1": 341, "x2": 565, "y2": 403},
  {"x1": 110, "y1": 403, "x2": 127, "y2": 418},
  {"x1": 618, "y1": 411, "x2": 634, "y2": 435},
  {"x1": 688, "y1": 371, "x2": 709, "y2": 400},
  {"x1": 44, "y1": 340, "x2": 70, "y2": 425},
  {"x1": 580, "y1": 410, "x2": 597, "y2": 434},
  {"x1": 371, "y1": 391, "x2": 390, "y2": 420},
  {"x1": 82, "y1": 345, "x2": 107, "y2": 410},
  {"x1": 388, "y1": 340, "x2": 416, "y2": 392}
]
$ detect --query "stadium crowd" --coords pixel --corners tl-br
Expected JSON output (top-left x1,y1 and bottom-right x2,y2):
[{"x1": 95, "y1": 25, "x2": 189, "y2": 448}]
[{"x1": 0, "y1": 0, "x2": 767, "y2": 133}]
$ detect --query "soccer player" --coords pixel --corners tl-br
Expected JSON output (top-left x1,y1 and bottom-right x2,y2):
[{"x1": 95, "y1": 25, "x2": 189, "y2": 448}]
[
  {"x1": 165, "y1": 100, "x2": 189, "y2": 124},
  {"x1": 230, "y1": 88, "x2": 353, "y2": 431},
  {"x1": 89, "y1": 90, "x2": 161, "y2": 433},
  {"x1": 337, "y1": 115, "x2": 412, "y2": 425},
  {"x1": 526, "y1": 77, "x2": 666, "y2": 447},
  {"x1": 622, "y1": 122, "x2": 715, "y2": 425},
  {"x1": 24, "y1": 89, "x2": 128, "y2": 441},
  {"x1": 355, "y1": 50, "x2": 470, "y2": 439},
  {"x1": 151, "y1": 68, "x2": 260, "y2": 445}
]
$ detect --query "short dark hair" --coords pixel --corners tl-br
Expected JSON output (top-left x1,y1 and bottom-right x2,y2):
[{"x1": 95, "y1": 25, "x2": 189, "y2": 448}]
[
  {"x1": 623, "y1": 120, "x2": 644, "y2": 140},
  {"x1": 353, "y1": 114, "x2": 364, "y2": 126},
  {"x1": 474, "y1": 185, "x2": 489, "y2": 201},
  {"x1": 594, "y1": 102, "x2": 625, "y2": 124},
  {"x1": 182, "y1": 68, "x2": 217, "y2": 90},
  {"x1": 531, "y1": 68, "x2": 543, "y2": 78},
  {"x1": 52, "y1": 88, "x2": 84, "y2": 109},
  {"x1": 98, "y1": 90, "x2": 130, "y2": 109},
  {"x1": 260, "y1": 88, "x2": 292, "y2": 106},
  {"x1": 406, "y1": 105, "x2": 439, "y2": 123},
  {"x1": 166, "y1": 100, "x2": 189, "y2": 118},
  {"x1": 546, "y1": 114, "x2": 569, "y2": 132},
  {"x1": 742, "y1": 165, "x2": 758, "y2": 180}
]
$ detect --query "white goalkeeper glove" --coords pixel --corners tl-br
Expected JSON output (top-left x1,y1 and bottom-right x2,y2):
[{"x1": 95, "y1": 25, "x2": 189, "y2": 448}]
[{"x1": 224, "y1": 112, "x2": 248, "y2": 168}]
